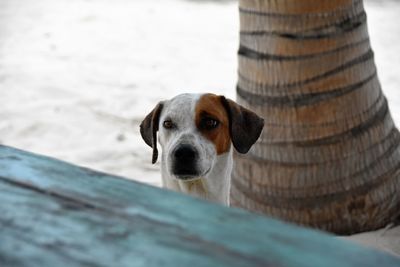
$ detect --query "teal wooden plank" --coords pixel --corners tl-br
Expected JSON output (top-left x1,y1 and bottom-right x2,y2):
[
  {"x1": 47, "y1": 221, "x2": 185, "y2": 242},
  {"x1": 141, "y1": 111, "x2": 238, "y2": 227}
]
[
  {"x1": 0, "y1": 145, "x2": 399, "y2": 267},
  {"x1": 0, "y1": 181, "x2": 251, "y2": 267}
]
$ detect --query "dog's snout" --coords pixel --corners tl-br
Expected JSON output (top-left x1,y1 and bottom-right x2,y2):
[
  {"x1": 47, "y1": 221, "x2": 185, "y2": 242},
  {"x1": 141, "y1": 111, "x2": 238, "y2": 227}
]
[
  {"x1": 174, "y1": 145, "x2": 197, "y2": 162},
  {"x1": 172, "y1": 144, "x2": 199, "y2": 177}
]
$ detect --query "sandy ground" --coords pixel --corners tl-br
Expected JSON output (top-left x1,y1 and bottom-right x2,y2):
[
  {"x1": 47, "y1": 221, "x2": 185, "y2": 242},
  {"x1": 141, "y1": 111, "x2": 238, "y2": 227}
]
[
  {"x1": 0, "y1": 0, "x2": 399, "y2": 257},
  {"x1": 0, "y1": 0, "x2": 237, "y2": 186}
]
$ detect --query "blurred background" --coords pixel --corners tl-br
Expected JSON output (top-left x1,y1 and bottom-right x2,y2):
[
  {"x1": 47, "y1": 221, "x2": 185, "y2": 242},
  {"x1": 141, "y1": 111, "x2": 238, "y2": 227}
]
[{"x1": 0, "y1": 0, "x2": 399, "y2": 187}]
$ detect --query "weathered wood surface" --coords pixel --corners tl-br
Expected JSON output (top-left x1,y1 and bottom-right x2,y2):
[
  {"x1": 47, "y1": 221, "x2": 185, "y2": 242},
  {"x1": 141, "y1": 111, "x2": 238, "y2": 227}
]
[{"x1": 0, "y1": 145, "x2": 399, "y2": 267}]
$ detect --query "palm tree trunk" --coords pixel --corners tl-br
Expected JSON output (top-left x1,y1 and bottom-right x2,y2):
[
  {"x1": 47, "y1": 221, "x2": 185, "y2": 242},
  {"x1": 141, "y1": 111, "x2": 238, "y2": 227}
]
[{"x1": 231, "y1": 0, "x2": 400, "y2": 234}]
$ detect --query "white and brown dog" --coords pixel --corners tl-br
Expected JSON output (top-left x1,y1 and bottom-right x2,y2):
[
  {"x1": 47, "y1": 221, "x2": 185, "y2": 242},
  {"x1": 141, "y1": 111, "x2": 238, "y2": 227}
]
[{"x1": 140, "y1": 93, "x2": 264, "y2": 205}]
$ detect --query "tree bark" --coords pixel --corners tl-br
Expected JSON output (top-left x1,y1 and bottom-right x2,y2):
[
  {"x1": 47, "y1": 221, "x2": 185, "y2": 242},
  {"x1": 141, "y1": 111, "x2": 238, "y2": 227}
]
[{"x1": 231, "y1": 0, "x2": 400, "y2": 234}]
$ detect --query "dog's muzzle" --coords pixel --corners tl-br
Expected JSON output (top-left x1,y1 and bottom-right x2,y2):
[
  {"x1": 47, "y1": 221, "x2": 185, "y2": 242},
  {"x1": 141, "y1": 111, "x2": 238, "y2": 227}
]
[{"x1": 171, "y1": 144, "x2": 200, "y2": 179}]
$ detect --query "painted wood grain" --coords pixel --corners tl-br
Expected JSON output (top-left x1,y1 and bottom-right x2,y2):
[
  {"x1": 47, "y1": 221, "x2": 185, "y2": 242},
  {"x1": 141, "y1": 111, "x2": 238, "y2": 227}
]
[{"x1": 0, "y1": 145, "x2": 399, "y2": 267}]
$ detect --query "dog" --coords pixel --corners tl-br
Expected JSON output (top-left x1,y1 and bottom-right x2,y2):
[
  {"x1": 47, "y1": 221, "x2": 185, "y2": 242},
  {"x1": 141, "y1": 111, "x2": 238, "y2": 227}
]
[{"x1": 140, "y1": 93, "x2": 264, "y2": 205}]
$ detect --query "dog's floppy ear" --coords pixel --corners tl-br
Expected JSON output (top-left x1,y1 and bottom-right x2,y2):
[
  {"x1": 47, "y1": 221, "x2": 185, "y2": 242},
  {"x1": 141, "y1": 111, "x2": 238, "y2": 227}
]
[
  {"x1": 220, "y1": 96, "x2": 264, "y2": 154},
  {"x1": 140, "y1": 102, "x2": 164, "y2": 164}
]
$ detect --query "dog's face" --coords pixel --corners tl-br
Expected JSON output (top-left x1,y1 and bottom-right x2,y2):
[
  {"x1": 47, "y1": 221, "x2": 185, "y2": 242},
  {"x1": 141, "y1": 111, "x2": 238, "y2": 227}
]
[
  {"x1": 140, "y1": 93, "x2": 264, "y2": 181},
  {"x1": 158, "y1": 94, "x2": 230, "y2": 180}
]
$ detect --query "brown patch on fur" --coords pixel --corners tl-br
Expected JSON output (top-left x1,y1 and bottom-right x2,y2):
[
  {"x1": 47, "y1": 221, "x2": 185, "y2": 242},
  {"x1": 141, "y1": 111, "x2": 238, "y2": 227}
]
[{"x1": 195, "y1": 94, "x2": 231, "y2": 155}]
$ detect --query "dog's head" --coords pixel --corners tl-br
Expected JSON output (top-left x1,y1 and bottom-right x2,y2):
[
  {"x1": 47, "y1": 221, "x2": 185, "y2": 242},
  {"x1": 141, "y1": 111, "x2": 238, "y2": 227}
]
[{"x1": 140, "y1": 93, "x2": 264, "y2": 181}]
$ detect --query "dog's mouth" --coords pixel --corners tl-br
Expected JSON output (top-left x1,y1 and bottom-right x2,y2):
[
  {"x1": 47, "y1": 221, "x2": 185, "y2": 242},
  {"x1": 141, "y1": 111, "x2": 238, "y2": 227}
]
[
  {"x1": 172, "y1": 166, "x2": 211, "y2": 181},
  {"x1": 174, "y1": 175, "x2": 201, "y2": 181}
]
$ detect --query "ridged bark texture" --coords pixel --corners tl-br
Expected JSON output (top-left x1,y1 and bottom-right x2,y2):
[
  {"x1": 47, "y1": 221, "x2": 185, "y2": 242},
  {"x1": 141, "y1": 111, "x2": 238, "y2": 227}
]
[{"x1": 231, "y1": 0, "x2": 400, "y2": 234}]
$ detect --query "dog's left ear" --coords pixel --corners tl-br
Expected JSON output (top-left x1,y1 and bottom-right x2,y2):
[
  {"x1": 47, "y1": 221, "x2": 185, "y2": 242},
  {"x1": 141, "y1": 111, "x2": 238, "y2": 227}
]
[
  {"x1": 140, "y1": 102, "x2": 164, "y2": 164},
  {"x1": 220, "y1": 96, "x2": 264, "y2": 154}
]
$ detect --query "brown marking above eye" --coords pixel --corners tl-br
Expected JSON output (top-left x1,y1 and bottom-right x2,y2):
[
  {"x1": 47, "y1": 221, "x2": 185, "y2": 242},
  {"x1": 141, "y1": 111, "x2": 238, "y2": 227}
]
[{"x1": 195, "y1": 94, "x2": 231, "y2": 155}]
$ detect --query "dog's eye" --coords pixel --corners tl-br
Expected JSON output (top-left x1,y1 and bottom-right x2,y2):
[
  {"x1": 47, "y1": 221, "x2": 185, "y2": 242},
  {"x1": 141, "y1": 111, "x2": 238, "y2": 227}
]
[
  {"x1": 163, "y1": 120, "x2": 175, "y2": 129},
  {"x1": 202, "y1": 118, "x2": 219, "y2": 130}
]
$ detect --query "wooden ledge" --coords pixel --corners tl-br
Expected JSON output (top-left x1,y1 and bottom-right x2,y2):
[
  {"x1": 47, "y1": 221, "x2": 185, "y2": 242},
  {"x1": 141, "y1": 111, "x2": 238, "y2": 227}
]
[{"x1": 0, "y1": 145, "x2": 399, "y2": 267}]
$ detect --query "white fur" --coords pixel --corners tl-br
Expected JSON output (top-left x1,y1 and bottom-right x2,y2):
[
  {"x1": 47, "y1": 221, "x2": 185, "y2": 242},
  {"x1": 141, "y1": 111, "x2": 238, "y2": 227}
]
[{"x1": 158, "y1": 93, "x2": 232, "y2": 205}]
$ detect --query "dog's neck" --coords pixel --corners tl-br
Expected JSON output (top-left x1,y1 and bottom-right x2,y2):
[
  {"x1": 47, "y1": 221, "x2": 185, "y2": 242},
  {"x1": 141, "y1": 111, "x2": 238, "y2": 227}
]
[{"x1": 161, "y1": 149, "x2": 233, "y2": 205}]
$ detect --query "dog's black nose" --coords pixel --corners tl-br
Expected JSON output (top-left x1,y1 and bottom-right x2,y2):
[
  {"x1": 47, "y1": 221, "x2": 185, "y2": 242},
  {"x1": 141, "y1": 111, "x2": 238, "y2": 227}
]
[
  {"x1": 174, "y1": 145, "x2": 197, "y2": 163},
  {"x1": 172, "y1": 145, "x2": 199, "y2": 177}
]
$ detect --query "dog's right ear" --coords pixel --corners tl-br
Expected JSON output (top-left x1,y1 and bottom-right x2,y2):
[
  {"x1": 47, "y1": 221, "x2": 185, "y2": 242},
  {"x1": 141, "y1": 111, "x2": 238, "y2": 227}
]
[
  {"x1": 220, "y1": 96, "x2": 264, "y2": 154},
  {"x1": 140, "y1": 102, "x2": 164, "y2": 164}
]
